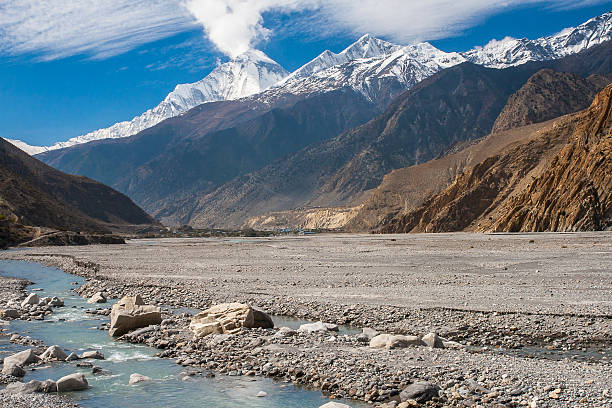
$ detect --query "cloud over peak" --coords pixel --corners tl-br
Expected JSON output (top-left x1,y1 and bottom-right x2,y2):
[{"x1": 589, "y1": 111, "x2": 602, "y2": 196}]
[{"x1": 0, "y1": 0, "x2": 608, "y2": 61}]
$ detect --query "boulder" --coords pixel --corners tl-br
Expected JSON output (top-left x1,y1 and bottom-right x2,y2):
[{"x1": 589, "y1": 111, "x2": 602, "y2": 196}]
[
  {"x1": 129, "y1": 373, "x2": 152, "y2": 384},
  {"x1": 400, "y1": 381, "x2": 441, "y2": 403},
  {"x1": 38, "y1": 379, "x2": 57, "y2": 393},
  {"x1": 3, "y1": 349, "x2": 40, "y2": 367},
  {"x1": 298, "y1": 321, "x2": 338, "y2": 333},
  {"x1": 87, "y1": 292, "x2": 107, "y2": 304},
  {"x1": 370, "y1": 334, "x2": 424, "y2": 349},
  {"x1": 421, "y1": 332, "x2": 445, "y2": 348},
  {"x1": 49, "y1": 297, "x2": 64, "y2": 307},
  {"x1": 56, "y1": 373, "x2": 88, "y2": 392},
  {"x1": 2, "y1": 364, "x2": 26, "y2": 377},
  {"x1": 40, "y1": 345, "x2": 68, "y2": 361},
  {"x1": 79, "y1": 350, "x2": 104, "y2": 360},
  {"x1": 21, "y1": 293, "x2": 40, "y2": 308},
  {"x1": 0, "y1": 309, "x2": 20, "y2": 319},
  {"x1": 3, "y1": 380, "x2": 48, "y2": 394},
  {"x1": 252, "y1": 308, "x2": 274, "y2": 329},
  {"x1": 319, "y1": 403, "x2": 352, "y2": 408},
  {"x1": 190, "y1": 303, "x2": 272, "y2": 337},
  {"x1": 65, "y1": 352, "x2": 78, "y2": 361},
  {"x1": 109, "y1": 295, "x2": 162, "y2": 337},
  {"x1": 39, "y1": 297, "x2": 51, "y2": 306},
  {"x1": 362, "y1": 328, "x2": 379, "y2": 339}
]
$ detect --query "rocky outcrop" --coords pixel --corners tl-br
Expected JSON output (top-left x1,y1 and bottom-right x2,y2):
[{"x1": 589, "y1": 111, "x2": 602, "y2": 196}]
[
  {"x1": 189, "y1": 303, "x2": 274, "y2": 338},
  {"x1": 109, "y1": 295, "x2": 162, "y2": 337},
  {"x1": 381, "y1": 84, "x2": 612, "y2": 233},
  {"x1": 492, "y1": 69, "x2": 611, "y2": 133},
  {"x1": 491, "y1": 84, "x2": 612, "y2": 231}
]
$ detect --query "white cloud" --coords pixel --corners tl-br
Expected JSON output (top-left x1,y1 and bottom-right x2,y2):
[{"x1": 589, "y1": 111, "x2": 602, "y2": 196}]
[
  {"x1": 183, "y1": 0, "x2": 311, "y2": 57},
  {"x1": 0, "y1": 0, "x2": 196, "y2": 60},
  {"x1": 0, "y1": 0, "x2": 608, "y2": 61},
  {"x1": 185, "y1": 0, "x2": 611, "y2": 57}
]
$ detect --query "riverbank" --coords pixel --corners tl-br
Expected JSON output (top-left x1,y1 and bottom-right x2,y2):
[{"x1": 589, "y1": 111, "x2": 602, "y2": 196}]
[{"x1": 1, "y1": 232, "x2": 611, "y2": 407}]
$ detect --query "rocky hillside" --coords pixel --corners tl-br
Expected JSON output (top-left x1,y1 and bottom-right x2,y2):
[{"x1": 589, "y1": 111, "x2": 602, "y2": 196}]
[
  {"x1": 381, "y1": 84, "x2": 612, "y2": 233},
  {"x1": 187, "y1": 41, "x2": 612, "y2": 229},
  {"x1": 345, "y1": 68, "x2": 612, "y2": 231},
  {"x1": 0, "y1": 137, "x2": 158, "y2": 246},
  {"x1": 492, "y1": 69, "x2": 611, "y2": 132}
]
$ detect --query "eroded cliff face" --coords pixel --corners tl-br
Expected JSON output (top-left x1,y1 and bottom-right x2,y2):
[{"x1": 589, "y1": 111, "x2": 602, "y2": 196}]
[
  {"x1": 381, "y1": 84, "x2": 612, "y2": 233},
  {"x1": 489, "y1": 84, "x2": 611, "y2": 232}
]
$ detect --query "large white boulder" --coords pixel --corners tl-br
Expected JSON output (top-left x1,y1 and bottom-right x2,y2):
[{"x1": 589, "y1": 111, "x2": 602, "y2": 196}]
[
  {"x1": 369, "y1": 334, "x2": 425, "y2": 349},
  {"x1": 189, "y1": 303, "x2": 273, "y2": 338},
  {"x1": 109, "y1": 295, "x2": 162, "y2": 337},
  {"x1": 87, "y1": 292, "x2": 107, "y2": 304},
  {"x1": 298, "y1": 321, "x2": 339, "y2": 333},
  {"x1": 56, "y1": 373, "x2": 88, "y2": 392},
  {"x1": 3, "y1": 349, "x2": 41, "y2": 367},
  {"x1": 40, "y1": 345, "x2": 68, "y2": 361}
]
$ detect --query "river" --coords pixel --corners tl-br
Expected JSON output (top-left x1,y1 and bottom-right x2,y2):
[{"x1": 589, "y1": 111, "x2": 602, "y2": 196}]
[{"x1": 0, "y1": 260, "x2": 362, "y2": 407}]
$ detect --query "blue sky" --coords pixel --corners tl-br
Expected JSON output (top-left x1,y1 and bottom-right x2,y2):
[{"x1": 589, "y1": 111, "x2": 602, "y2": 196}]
[{"x1": 0, "y1": 1, "x2": 611, "y2": 146}]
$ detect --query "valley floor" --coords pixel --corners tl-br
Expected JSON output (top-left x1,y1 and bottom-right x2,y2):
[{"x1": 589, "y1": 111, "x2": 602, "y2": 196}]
[{"x1": 2, "y1": 232, "x2": 611, "y2": 407}]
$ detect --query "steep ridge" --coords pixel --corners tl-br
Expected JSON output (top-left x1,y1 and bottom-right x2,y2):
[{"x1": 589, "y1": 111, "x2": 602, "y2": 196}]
[
  {"x1": 492, "y1": 69, "x2": 610, "y2": 132},
  {"x1": 489, "y1": 85, "x2": 611, "y2": 232},
  {"x1": 345, "y1": 69, "x2": 612, "y2": 231},
  {"x1": 187, "y1": 42, "x2": 612, "y2": 229},
  {"x1": 381, "y1": 84, "x2": 612, "y2": 233},
  {"x1": 0, "y1": 137, "x2": 157, "y2": 245}
]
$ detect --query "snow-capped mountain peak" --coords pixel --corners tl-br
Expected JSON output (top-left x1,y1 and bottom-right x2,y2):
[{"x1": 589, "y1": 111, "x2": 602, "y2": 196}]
[
  {"x1": 462, "y1": 11, "x2": 612, "y2": 68},
  {"x1": 281, "y1": 34, "x2": 402, "y2": 84},
  {"x1": 12, "y1": 50, "x2": 289, "y2": 155}
]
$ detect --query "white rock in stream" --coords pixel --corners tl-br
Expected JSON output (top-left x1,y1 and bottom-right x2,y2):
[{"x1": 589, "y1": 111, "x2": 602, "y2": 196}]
[
  {"x1": 87, "y1": 292, "x2": 107, "y2": 304},
  {"x1": 21, "y1": 293, "x2": 40, "y2": 307},
  {"x1": 56, "y1": 373, "x2": 88, "y2": 392},
  {"x1": 4, "y1": 349, "x2": 41, "y2": 366},
  {"x1": 40, "y1": 345, "x2": 68, "y2": 361},
  {"x1": 319, "y1": 402, "x2": 352, "y2": 408},
  {"x1": 129, "y1": 373, "x2": 152, "y2": 384}
]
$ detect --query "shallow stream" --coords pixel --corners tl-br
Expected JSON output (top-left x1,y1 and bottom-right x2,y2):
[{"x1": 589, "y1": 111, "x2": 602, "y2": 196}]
[{"x1": 0, "y1": 260, "x2": 363, "y2": 407}]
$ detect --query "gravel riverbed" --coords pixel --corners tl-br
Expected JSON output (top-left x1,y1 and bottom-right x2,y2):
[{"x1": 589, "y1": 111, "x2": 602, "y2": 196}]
[{"x1": 1, "y1": 232, "x2": 611, "y2": 407}]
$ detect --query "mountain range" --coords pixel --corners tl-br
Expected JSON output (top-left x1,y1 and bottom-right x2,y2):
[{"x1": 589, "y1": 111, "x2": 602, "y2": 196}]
[
  {"x1": 7, "y1": 11, "x2": 612, "y2": 234},
  {"x1": 10, "y1": 12, "x2": 611, "y2": 155}
]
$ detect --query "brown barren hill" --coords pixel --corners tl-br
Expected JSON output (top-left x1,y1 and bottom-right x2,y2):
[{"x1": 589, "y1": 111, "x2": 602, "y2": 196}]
[
  {"x1": 492, "y1": 69, "x2": 611, "y2": 133},
  {"x1": 380, "y1": 84, "x2": 612, "y2": 233},
  {"x1": 0, "y1": 137, "x2": 158, "y2": 246}
]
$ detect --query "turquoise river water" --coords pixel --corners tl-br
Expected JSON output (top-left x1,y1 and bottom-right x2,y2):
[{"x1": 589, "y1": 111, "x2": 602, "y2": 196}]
[{"x1": 0, "y1": 260, "x2": 364, "y2": 408}]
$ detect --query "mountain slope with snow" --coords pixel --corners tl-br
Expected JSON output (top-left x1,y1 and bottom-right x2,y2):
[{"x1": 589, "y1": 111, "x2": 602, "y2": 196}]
[
  {"x1": 13, "y1": 49, "x2": 288, "y2": 155},
  {"x1": 463, "y1": 11, "x2": 612, "y2": 68}
]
